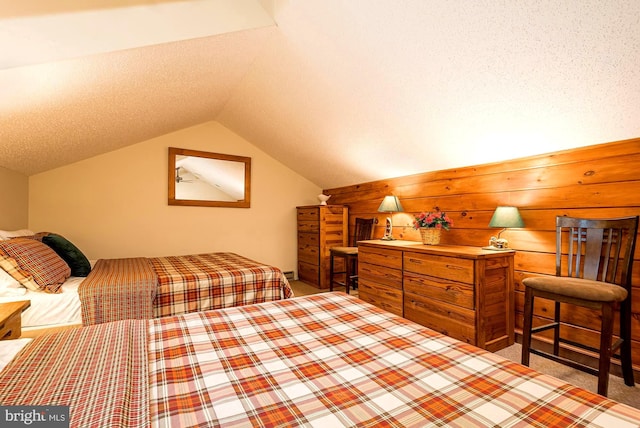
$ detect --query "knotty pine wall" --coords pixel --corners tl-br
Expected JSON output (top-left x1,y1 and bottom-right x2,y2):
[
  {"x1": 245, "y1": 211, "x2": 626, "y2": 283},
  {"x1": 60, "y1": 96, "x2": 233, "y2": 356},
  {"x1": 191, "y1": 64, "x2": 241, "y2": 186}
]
[{"x1": 325, "y1": 137, "x2": 640, "y2": 377}]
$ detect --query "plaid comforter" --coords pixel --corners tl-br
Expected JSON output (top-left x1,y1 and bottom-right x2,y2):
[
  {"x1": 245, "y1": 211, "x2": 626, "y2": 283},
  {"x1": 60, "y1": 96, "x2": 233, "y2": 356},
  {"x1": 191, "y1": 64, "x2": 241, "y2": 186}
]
[
  {"x1": 79, "y1": 252, "x2": 292, "y2": 325},
  {"x1": 2, "y1": 294, "x2": 640, "y2": 427},
  {"x1": 150, "y1": 252, "x2": 293, "y2": 318}
]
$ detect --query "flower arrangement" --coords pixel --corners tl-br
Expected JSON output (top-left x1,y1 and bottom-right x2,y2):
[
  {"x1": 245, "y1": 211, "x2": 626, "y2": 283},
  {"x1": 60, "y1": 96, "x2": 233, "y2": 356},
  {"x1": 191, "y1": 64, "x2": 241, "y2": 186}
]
[{"x1": 413, "y1": 209, "x2": 453, "y2": 230}]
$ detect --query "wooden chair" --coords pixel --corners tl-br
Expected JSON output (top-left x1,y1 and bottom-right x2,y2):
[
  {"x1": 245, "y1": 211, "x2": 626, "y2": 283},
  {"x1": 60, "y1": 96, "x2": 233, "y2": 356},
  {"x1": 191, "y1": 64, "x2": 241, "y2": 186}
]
[
  {"x1": 521, "y1": 215, "x2": 638, "y2": 396},
  {"x1": 329, "y1": 218, "x2": 375, "y2": 293}
]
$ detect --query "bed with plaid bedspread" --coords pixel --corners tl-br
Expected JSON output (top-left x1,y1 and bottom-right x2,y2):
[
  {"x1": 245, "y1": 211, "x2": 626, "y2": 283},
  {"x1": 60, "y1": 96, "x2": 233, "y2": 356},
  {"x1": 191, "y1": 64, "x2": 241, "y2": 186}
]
[
  {"x1": 2, "y1": 293, "x2": 640, "y2": 427},
  {"x1": 79, "y1": 252, "x2": 292, "y2": 325}
]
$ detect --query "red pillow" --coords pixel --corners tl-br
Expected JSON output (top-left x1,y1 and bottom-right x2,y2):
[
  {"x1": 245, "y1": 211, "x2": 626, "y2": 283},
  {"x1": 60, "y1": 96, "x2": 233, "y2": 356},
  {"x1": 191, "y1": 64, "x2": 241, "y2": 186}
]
[{"x1": 0, "y1": 238, "x2": 70, "y2": 293}]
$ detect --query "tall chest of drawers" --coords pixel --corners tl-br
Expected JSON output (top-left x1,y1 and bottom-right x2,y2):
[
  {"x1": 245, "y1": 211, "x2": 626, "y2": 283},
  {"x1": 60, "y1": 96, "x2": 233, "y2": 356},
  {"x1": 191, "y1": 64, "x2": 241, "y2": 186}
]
[
  {"x1": 358, "y1": 240, "x2": 514, "y2": 351},
  {"x1": 297, "y1": 205, "x2": 348, "y2": 289}
]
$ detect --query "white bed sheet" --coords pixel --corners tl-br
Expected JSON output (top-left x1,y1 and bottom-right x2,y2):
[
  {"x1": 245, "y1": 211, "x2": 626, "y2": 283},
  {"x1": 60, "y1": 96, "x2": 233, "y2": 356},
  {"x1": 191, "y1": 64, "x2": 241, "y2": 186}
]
[
  {"x1": 0, "y1": 338, "x2": 32, "y2": 372},
  {"x1": 0, "y1": 277, "x2": 83, "y2": 328}
]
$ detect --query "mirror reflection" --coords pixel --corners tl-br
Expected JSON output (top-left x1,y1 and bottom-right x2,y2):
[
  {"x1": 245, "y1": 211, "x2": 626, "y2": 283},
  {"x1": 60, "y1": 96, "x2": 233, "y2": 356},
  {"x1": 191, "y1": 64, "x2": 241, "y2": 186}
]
[{"x1": 168, "y1": 147, "x2": 251, "y2": 208}]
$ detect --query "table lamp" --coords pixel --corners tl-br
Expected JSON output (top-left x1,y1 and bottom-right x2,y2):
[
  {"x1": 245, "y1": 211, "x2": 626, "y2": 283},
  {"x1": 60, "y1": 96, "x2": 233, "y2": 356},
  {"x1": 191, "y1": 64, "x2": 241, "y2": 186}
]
[
  {"x1": 486, "y1": 206, "x2": 524, "y2": 250},
  {"x1": 378, "y1": 196, "x2": 403, "y2": 240}
]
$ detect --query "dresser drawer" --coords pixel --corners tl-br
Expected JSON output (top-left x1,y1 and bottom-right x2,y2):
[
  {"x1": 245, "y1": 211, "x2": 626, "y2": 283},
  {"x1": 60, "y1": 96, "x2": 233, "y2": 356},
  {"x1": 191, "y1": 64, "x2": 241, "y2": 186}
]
[
  {"x1": 404, "y1": 291, "x2": 476, "y2": 345},
  {"x1": 298, "y1": 261, "x2": 319, "y2": 284},
  {"x1": 358, "y1": 279, "x2": 403, "y2": 316},
  {"x1": 404, "y1": 252, "x2": 474, "y2": 284},
  {"x1": 358, "y1": 261, "x2": 402, "y2": 289},
  {"x1": 404, "y1": 271, "x2": 474, "y2": 309},
  {"x1": 297, "y1": 208, "x2": 319, "y2": 222},
  {"x1": 297, "y1": 221, "x2": 319, "y2": 233},
  {"x1": 359, "y1": 247, "x2": 403, "y2": 270},
  {"x1": 298, "y1": 233, "x2": 319, "y2": 264}
]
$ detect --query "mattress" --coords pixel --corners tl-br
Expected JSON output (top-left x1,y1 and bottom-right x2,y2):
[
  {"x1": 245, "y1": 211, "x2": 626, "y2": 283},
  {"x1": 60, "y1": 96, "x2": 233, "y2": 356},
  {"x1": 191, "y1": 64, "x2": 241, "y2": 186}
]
[
  {"x1": 0, "y1": 276, "x2": 82, "y2": 328},
  {"x1": 2, "y1": 293, "x2": 639, "y2": 427},
  {"x1": 0, "y1": 252, "x2": 291, "y2": 329},
  {"x1": 80, "y1": 252, "x2": 292, "y2": 325}
]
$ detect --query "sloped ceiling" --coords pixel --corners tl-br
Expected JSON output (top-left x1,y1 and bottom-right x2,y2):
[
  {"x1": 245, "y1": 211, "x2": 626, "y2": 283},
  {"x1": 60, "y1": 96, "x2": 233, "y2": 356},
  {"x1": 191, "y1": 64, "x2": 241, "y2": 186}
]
[{"x1": 1, "y1": 0, "x2": 639, "y2": 189}]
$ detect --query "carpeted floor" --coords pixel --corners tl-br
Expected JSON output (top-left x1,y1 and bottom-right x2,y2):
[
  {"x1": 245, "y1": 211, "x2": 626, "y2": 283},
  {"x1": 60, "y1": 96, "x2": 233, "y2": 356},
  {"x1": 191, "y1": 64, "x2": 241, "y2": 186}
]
[
  {"x1": 495, "y1": 343, "x2": 640, "y2": 409},
  {"x1": 289, "y1": 279, "x2": 358, "y2": 297},
  {"x1": 289, "y1": 280, "x2": 640, "y2": 409}
]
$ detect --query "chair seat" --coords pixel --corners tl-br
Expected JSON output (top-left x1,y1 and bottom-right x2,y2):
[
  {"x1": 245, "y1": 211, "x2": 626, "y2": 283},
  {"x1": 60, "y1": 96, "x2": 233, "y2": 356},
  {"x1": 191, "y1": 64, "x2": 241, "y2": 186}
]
[
  {"x1": 523, "y1": 276, "x2": 628, "y2": 302},
  {"x1": 330, "y1": 246, "x2": 358, "y2": 256}
]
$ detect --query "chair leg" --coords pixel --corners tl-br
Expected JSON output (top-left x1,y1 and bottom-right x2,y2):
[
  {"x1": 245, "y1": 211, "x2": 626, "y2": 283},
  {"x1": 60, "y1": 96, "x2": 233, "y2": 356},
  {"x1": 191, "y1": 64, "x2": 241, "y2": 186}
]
[
  {"x1": 620, "y1": 298, "x2": 635, "y2": 387},
  {"x1": 329, "y1": 253, "x2": 335, "y2": 292},
  {"x1": 553, "y1": 301, "x2": 561, "y2": 356},
  {"x1": 352, "y1": 260, "x2": 359, "y2": 291},
  {"x1": 597, "y1": 303, "x2": 615, "y2": 397},
  {"x1": 344, "y1": 257, "x2": 352, "y2": 294},
  {"x1": 521, "y1": 287, "x2": 534, "y2": 366}
]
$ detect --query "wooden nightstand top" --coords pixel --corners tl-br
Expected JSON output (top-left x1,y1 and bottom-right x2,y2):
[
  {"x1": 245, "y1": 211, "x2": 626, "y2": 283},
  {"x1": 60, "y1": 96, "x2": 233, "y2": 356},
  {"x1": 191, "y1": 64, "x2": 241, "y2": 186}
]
[{"x1": 0, "y1": 300, "x2": 31, "y2": 340}]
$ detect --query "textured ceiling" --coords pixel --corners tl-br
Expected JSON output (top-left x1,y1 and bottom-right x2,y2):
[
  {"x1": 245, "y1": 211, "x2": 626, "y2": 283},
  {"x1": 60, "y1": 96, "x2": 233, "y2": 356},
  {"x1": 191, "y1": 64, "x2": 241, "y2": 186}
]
[{"x1": 1, "y1": 1, "x2": 639, "y2": 189}]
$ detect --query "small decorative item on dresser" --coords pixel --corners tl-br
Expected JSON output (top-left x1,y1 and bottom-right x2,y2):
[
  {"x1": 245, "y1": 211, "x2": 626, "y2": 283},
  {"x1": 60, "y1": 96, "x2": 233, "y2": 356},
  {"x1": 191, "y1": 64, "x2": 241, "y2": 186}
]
[
  {"x1": 317, "y1": 194, "x2": 331, "y2": 205},
  {"x1": 413, "y1": 208, "x2": 453, "y2": 245}
]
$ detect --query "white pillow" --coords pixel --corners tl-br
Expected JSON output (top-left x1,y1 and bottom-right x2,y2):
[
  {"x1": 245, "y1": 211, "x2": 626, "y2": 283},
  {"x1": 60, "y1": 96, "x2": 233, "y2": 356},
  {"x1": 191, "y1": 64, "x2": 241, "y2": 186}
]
[
  {"x1": 0, "y1": 267, "x2": 26, "y2": 297},
  {"x1": 0, "y1": 229, "x2": 35, "y2": 241}
]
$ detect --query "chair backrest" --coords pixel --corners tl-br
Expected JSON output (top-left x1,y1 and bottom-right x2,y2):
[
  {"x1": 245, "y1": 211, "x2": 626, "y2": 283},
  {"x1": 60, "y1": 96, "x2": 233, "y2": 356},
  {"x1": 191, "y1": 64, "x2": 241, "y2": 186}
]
[
  {"x1": 351, "y1": 218, "x2": 375, "y2": 246},
  {"x1": 556, "y1": 216, "x2": 638, "y2": 289}
]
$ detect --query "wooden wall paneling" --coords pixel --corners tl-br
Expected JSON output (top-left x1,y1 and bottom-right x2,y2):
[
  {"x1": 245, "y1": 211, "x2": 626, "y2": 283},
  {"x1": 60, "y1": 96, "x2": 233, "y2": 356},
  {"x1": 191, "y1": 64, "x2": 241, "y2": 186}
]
[
  {"x1": 325, "y1": 137, "x2": 640, "y2": 379},
  {"x1": 328, "y1": 138, "x2": 640, "y2": 198}
]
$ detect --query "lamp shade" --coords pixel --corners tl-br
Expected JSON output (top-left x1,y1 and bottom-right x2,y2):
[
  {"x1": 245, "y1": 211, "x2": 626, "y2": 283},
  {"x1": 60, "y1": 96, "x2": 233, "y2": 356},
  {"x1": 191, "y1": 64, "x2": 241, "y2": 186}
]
[
  {"x1": 489, "y1": 206, "x2": 525, "y2": 228},
  {"x1": 378, "y1": 196, "x2": 404, "y2": 213}
]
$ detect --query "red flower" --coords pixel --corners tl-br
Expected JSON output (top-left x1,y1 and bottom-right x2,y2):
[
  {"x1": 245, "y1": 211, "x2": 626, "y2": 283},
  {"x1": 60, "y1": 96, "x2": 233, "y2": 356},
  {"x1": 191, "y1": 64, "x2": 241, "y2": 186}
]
[{"x1": 413, "y1": 210, "x2": 453, "y2": 230}]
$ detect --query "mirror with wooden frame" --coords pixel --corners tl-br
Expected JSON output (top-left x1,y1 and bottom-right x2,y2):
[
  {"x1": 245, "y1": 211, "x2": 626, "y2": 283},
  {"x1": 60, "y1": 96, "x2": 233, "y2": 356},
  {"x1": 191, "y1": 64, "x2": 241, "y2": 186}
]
[{"x1": 168, "y1": 147, "x2": 251, "y2": 208}]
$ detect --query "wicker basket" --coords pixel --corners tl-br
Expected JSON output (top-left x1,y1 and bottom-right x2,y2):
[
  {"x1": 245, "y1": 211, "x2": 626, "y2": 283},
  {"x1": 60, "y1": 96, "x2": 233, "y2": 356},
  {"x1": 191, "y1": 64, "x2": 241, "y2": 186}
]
[{"x1": 420, "y1": 227, "x2": 441, "y2": 245}]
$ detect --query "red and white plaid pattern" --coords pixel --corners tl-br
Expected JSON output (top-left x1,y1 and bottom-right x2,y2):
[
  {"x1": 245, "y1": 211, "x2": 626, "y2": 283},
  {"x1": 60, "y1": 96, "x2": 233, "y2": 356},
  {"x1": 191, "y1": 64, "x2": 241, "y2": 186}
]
[
  {"x1": 0, "y1": 238, "x2": 70, "y2": 293},
  {"x1": 3, "y1": 293, "x2": 640, "y2": 427},
  {"x1": 79, "y1": 252, "x2": 293, "y2": 325},
  {"x1": 149, "y1": 293, "x2": 640, "y2": 427},
  {"x1": 0, "y1": 320, "x2": 149, "y2": 427},
  {"x1": 79, "y1": 257, "x2": 158, "y2": 325},
  {"x1": 149, "y1": 252, "x2": 293, "y2": 318},
  {"x1": 0, "y1": 248, "x2": 41, "y2": 291}
]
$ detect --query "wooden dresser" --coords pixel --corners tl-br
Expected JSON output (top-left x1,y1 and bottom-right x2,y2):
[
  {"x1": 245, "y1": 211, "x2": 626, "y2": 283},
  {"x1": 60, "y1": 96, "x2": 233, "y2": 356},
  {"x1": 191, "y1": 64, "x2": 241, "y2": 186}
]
[
  {"x1": 358, "y1": 240, "x2": 514, "y2": 351},
  {"x1": 297, "y1": 205, "x2": 348, "y2": 289}
]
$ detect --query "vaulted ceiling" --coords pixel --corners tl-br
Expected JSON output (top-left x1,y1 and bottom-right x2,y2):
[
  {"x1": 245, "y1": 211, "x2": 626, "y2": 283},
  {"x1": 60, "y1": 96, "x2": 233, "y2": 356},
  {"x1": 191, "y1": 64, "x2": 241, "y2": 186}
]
[{"x1": 1, "y1": 0, "x2": 639, "y2": 189}]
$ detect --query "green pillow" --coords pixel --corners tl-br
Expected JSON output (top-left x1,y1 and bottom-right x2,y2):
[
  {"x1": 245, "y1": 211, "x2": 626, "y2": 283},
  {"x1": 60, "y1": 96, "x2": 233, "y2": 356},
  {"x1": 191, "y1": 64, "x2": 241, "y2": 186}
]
[{"x1": 42, "y1": 233, "x2": 91, "y2": 277}]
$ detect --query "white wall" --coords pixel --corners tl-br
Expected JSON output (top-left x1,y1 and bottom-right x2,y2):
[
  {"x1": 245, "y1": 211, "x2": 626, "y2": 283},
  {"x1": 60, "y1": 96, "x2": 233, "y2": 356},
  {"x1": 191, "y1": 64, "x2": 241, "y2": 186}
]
[
  {"x1": 0, "y1": 166, "x2": 28, "y2": 230},
  {"x1": 28, "y1": 121, "x2": 321, "y2": 274}
]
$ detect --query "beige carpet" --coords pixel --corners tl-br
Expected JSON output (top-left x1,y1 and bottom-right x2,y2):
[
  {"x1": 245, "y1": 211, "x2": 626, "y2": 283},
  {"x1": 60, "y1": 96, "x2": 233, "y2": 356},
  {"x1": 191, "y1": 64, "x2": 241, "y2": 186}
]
[
  {"x1": 495, "y1": 343, "x2": 640, "y2": 409},
  {"x1": 289, "y1": 280, "x2": 358, "y2": 298},
  {"x1": 289, "y1": 280, "x2": 640, "y2": 409}
]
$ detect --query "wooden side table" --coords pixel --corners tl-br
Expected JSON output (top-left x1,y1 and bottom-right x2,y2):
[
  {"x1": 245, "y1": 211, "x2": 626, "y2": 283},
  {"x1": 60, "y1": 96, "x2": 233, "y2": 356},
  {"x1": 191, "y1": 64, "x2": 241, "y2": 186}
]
[{"x1": 0, "y1": 300, "x2": 30, "y2": 340}]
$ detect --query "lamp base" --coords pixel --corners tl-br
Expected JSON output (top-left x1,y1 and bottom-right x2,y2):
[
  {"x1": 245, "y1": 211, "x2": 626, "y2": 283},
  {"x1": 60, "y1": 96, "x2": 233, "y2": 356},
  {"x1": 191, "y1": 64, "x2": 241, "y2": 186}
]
[
  {"x1": 380, "y1": 217, "x2": 394, "y2": 241},
  {"x1": 482, "y1": 245, "x2": 512, "y2": 251}
]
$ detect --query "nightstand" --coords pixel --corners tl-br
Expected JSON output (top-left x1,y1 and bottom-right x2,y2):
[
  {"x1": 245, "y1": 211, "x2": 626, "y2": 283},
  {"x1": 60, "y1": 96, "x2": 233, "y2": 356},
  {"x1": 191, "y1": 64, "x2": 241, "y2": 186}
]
[{"x1": 0, "y1": 300, "x2": 31, "y2": 340}]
